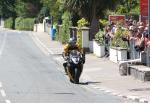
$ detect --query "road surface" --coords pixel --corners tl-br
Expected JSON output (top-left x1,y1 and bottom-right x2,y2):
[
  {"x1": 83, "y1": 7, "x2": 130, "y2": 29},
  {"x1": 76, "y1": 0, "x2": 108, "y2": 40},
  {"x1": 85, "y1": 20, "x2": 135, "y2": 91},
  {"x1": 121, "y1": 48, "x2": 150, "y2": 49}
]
[{"x1": 0, "y1": 30, "x2": 137, "y2": 103}]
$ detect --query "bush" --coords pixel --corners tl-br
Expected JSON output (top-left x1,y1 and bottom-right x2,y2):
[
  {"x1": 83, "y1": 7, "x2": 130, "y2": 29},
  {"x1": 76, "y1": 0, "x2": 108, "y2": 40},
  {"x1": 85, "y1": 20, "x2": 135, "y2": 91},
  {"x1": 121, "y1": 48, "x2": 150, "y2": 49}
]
[
  {"x1": 55, "y1": 24, "x2": 60, "y2": 41},
  {"x1": 95, "y1": 30, "x2": 104, "y2": 45},
  {"x1": 99, "y1": 19, "x2": 109, "y2": 28},
  {"x1": 77, "y1": 18, "x2": 89, "y2": 47},
  {"x1": 4, "y1": 17, "x2": 14, "y2": 29},
  {"x1": 15, "y1": 17, "x2": 34, "y2": 31},
  {"x1": 61, "y1": 11, "x2": 72, "y2": 43},
  {"x1": 111, "y1": 27, "x2": 128, "y2": 48}
]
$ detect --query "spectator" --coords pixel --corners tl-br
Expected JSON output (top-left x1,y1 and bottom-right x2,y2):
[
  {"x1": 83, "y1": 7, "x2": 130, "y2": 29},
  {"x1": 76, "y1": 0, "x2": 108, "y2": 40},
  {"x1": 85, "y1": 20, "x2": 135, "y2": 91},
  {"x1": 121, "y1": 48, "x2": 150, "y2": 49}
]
[
  {"x1": 134, "y1": 32, "x2": 145, "y2": 58},
  {"x1": 104, "y1": 25, "x2": 112, "y2": 57},
  {"x1": 103, "y1": 18, "x2": 150, "y2": 59},
  {"x1": 143, "y1": 27, "x2": 149, "y2": 47}
]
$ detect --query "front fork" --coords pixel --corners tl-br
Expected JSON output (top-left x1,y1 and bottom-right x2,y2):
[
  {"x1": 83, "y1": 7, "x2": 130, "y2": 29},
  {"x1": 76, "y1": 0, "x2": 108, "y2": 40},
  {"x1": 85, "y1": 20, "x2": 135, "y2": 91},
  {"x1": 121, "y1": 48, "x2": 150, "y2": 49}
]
[{"x1": 67, "y1": 64, "x2": 83, "y2": 81}]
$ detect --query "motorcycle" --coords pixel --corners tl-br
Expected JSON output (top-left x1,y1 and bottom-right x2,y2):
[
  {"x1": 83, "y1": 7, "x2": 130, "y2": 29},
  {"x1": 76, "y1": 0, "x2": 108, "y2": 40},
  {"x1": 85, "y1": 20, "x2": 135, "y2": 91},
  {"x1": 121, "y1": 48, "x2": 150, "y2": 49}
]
[{"x1": 62, "y1": 50, "x2": 84, "y2": 84}]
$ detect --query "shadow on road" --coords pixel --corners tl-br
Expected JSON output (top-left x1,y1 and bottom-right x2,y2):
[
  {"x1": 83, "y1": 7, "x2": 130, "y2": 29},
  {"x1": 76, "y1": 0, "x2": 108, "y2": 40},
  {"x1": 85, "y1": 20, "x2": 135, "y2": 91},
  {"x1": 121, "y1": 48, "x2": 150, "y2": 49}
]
[
  {"x1": 79, "y1": 81, "x2": 101, "y2": 85},
  {"x1": 54, "y1": 92, "x2": 75, "y2": 95},
  {"x1": 129, "y1": 87, "x2": 150, "y2": 92}
]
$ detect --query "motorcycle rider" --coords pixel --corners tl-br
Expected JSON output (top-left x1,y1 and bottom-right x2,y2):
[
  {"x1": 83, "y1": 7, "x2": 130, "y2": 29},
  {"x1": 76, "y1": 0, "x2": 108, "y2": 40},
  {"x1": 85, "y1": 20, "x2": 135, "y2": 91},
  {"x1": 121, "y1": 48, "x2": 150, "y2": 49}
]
[{"x1": 63, "y1": 38, "x2": 85, "y2": 75}]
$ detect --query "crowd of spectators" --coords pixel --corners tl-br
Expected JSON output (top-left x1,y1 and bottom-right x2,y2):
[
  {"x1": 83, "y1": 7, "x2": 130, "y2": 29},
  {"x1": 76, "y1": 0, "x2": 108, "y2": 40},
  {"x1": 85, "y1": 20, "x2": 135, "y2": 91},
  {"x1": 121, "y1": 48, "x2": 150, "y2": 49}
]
[{"x1": 104, "y1": 18, "x2": 150, "y2": 59}]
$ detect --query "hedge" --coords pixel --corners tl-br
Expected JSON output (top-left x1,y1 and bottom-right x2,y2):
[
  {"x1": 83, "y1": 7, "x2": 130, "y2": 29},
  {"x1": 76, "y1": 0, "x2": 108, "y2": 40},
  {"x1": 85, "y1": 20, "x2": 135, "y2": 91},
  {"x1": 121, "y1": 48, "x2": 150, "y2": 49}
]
[
  {"x1": 15, "y1": 17, "x2": 34, "y2": 31},
  {"x1": 4, "y1": 17, "x2": 14, "y2": 29}
]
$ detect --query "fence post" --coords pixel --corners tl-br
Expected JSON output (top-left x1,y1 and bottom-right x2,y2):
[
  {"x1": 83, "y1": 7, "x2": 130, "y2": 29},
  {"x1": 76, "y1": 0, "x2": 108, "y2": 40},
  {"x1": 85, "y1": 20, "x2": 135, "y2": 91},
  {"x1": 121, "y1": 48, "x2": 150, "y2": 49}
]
[
  {"x1": 69, "y1": 27, "x2": 77, "y2": 40},
  {"x1": 81, "y1": 27, "x2": 90, "y2": 52}
]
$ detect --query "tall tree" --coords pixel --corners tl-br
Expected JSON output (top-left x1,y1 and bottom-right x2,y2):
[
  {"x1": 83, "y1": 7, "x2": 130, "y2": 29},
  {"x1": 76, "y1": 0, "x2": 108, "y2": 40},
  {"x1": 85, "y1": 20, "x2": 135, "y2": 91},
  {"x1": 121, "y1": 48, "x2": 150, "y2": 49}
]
[
  {"x1": 41, "y1": 0, "x2": 63, "y2": 22},
  {"x1": 63, "y1": 0, "x2": 119, "y2": 39},
  {"x1": 121, "y1": 0, "x2": 138, "y2": 13},
  {"x1": 116, "y1": 0, "x2": 139, "y2": 14},
  {"x1": 0, "y1": 0, "x2": 16, "y2": 18},
  {"x1": 15, "y1": 0, "x2": 42, "y2": 17}
]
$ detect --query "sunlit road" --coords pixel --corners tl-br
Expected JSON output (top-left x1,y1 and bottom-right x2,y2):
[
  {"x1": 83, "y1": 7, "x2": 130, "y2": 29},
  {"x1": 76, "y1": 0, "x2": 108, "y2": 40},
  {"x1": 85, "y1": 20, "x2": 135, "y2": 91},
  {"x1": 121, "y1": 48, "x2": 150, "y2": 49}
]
[{"x1": 0, "y1": 30, "x2": 136, "y2": 103}]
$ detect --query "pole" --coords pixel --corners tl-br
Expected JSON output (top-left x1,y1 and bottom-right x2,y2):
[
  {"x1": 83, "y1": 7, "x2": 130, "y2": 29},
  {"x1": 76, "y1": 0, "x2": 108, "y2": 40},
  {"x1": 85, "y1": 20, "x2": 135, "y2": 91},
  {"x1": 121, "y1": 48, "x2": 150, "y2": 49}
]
[
  {"x1": 148, "y1": 0, "x2": 150, "y2": 40},
  {"x1": 147, "y1": 0, "x2": 150, "y2": 67}
]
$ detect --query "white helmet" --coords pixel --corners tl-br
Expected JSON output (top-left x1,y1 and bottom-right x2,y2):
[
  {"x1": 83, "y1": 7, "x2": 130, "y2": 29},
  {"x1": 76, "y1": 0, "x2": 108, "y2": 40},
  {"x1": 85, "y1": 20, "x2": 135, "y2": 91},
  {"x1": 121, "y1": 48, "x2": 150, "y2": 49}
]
[{"x1": 68, "y1": 38, "x2": 76, "y2": 46}]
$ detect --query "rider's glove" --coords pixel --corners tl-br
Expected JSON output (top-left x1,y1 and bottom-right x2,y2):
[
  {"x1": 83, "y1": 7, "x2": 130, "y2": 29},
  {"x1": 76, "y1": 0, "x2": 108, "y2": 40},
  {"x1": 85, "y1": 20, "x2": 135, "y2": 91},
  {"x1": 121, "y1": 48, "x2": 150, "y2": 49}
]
[
  {"x1": 81, "y1": 54, "x2": 85, "y2": 64},
  {"x1": 64, "y1": 56, "x2": 69, "y2": 61}
]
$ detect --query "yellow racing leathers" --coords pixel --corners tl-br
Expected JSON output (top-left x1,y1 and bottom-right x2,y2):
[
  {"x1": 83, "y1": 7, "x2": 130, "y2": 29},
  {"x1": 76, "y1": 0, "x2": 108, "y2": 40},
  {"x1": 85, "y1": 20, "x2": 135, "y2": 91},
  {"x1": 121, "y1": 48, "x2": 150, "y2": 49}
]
[
  {"x1": 63, "y1": 43, "x2": 85, "y2": 64},
  {"x1": 63, "y1": 43, "x2": 83, "y2": 56},
  {"x1": 63, "y1": 43, "x2": 85, "y2": 74}
]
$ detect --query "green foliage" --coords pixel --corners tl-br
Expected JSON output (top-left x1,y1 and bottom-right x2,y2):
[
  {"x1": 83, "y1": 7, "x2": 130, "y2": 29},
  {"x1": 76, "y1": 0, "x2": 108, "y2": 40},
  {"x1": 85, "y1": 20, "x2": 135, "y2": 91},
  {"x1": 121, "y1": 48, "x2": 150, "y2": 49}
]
[
  {"x1": 77, "y1": 30, "x2": 82, "y2": 47},
  {"x1": 0, "y1": 0, "x2": 16, "y2": 18},
  {"x1": 41, "y1": 0, "x2": 63, "y2": 23},
  {"x1": 53, "y1": 23, "x2": 59, "y2": 41},
  {"x1": 116, "y1": 5, "x2": 128, "y2": 14},
  {"x1": 15, "y1": 0, "x2": 41, "y2": 18},
  {"x1": 55, "y1": 26, "x2": 59, "y2": 41},
  {"x1": 128, "y1": 5, "x2": 140, "y2": 17},
  {"x1": 0, "y1": 0, "x2": 42, "y2": 19},
  {"x1": 104, "y1": 9, "x2": 116, "y2": 16},
  {"x1": 15, "y1": 0, "x2": 28, "y2": 17},
  {"x1": 116, "y1": 0, "x2": 139, "y2": 15},
  {"x1": 77, "y1": 18, "x2": 88, "y2": 28},
  {"x1": 37, "y1": 7, "x2": 50, "y2": 23},
  {"x1": 63, "y1": 0, "x2": 120, "y2": 23},
  {"x1": 95, "y1": 30, "x2": 104, "y2": 45},
  {"x1": 77, "y1": 18, "x2": 88, "y2": 46},
  {"x1": 15, "y1": 17, "x2": 35, "y2": 31},
  {"x1": 61, "y1": 11, "x2": 72, "y2": 43},
  {"x1": 4, "y1": 17, "x2": 14, "y2": 29},
  {"x1": 111, "y1": 27, "x2": 128, "y2": 48},
  {"x1": 99, "y1": 19, "x2": 109, "y2": 28},
  {"x1": 62, "y1": 0, "x2": 120, "y2": 40},
  {"x1": 130, "y1": 5, "x2": 139, "y2": 14},
  {"x1": 55, "y1": 25, "x2": 62, "y2": 41}
]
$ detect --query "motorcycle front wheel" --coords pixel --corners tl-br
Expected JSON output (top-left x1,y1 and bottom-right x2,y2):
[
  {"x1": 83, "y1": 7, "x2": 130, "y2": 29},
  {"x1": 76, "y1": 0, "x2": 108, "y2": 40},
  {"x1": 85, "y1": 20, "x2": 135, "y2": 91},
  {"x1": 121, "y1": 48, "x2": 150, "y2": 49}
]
[{"x1": 74, "y1": 68, "x2": 81, "y2": 84}]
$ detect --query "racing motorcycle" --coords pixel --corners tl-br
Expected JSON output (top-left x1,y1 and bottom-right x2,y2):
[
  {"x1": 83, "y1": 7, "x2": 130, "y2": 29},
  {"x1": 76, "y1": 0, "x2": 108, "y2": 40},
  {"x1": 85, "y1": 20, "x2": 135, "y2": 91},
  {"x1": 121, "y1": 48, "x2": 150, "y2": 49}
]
[{"x1": 62, "y1": 50, "x2": 84, "y2": 84}]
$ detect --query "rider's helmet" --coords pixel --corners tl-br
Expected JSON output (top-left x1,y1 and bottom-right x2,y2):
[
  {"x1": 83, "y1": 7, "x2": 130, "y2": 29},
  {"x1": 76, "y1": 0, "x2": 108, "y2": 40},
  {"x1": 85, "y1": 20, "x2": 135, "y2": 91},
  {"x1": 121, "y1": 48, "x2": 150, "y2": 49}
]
[{"x1": 68, "y1": 38, "x2": 76, "y2": 47}]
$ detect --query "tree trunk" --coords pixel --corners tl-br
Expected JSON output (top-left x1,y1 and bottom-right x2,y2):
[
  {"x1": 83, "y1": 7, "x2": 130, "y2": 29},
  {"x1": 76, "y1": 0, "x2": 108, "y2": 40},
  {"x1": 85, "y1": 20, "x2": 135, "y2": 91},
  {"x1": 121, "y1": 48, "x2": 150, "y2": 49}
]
[{"x1": 89, "y1": 0, "x2": 99, "y2": 40}]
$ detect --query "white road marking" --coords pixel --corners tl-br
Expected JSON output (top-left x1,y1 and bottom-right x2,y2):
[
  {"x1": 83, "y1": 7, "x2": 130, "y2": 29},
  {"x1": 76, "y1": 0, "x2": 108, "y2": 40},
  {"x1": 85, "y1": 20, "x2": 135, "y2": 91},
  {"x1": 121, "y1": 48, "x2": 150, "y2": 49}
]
[
  {"x1": 1, "y1": 89, "x2": 6, "y2": 97},
  {"x1": 105, "y1": 90, "x2": 112, "y2": 93},
  {"x1": 111, "y1": 92, "x2": 119, "y2": 96},
  {"x1": 17, "y1": 31, "x2": 21, "y2": 34},
  {"x1": 127, "y1": 95, "x2": 139, "y2": 99},
  {"x1": 0, "y1": 82, "x2": 12, "y2": 103},
  {"x1": 0, "y1": 82, "x2": 3, "y2": 88},
  {"x1": 93, "y1": 86, "x2": 100, "y2": 89},
  {"x1": 139, "y1": 99, "x2": 149, "y2": 103},
  {"x1": 57, "y1": 68, "x2": 63, "y2": 71},
  {"x1": 32, "y1": 33, "x2": 54, "y2": 54},
  {"x1": 0, "y1": 33, "x2": 7, "y2": 56},
  {"x1": 5, "y1": 100, "x2": 11, "y2": 103},
  {"x1": 83, "y1": 67, "x2": 102, "y2": 72},
  {"x1": 118, "y1": 94, "x2": 123, "y2": 97}
]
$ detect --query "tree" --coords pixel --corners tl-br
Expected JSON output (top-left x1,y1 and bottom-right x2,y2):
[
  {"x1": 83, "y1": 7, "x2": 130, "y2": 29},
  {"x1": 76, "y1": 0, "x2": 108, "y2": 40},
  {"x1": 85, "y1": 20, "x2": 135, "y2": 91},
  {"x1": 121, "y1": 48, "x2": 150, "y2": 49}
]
[
  {"x1": 61, "y1": 11, "x2": 72, "y2": 43},
  {"x1": 15, "y1": 0, "x2": 42, "y2": 17},
  {"x1": 41, "y1": 0, "x2": 63, "y2": 23},
  {"x1": 0, "y1": 0, "x2": 16, "y2": 18},
  {"x1": 116, "y1": 0, "x2": 139, "y2": 14},
  {"x1": 63, "y1": 0, "x2": 120, "y2": 39},
  {"x1": 37, "y1": 7, "x2": 50, "y2": 23}
]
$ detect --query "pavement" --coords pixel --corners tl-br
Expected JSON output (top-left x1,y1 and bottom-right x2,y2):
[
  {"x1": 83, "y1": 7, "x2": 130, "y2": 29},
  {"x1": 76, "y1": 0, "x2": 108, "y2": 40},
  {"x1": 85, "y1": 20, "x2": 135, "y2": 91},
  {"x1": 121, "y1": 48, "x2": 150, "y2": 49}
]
[{"x1": 30, "y1": 31, "x2": 150, "y2": 103}]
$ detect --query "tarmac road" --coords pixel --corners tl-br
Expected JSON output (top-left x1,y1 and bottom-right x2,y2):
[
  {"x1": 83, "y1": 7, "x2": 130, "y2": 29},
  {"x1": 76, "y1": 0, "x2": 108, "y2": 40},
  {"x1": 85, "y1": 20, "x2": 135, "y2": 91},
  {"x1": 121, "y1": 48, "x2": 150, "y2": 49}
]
[{"x1": 0, "y1": 30, "x2": 136, "y2": 103}]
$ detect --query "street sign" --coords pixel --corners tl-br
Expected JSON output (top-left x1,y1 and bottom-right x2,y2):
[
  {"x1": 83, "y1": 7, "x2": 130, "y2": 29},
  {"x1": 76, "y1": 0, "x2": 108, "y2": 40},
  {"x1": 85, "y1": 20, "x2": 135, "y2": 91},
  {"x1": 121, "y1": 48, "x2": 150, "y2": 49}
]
[
  {"x1": 140, "y1": 0, "x2": 148, "y2": 16},
  {"x1": 109, "y1": 15, "x2": 125, "y2": 25},
  {"x1": 140, "y1": 0, "x2": 148, "y2": 24}
]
